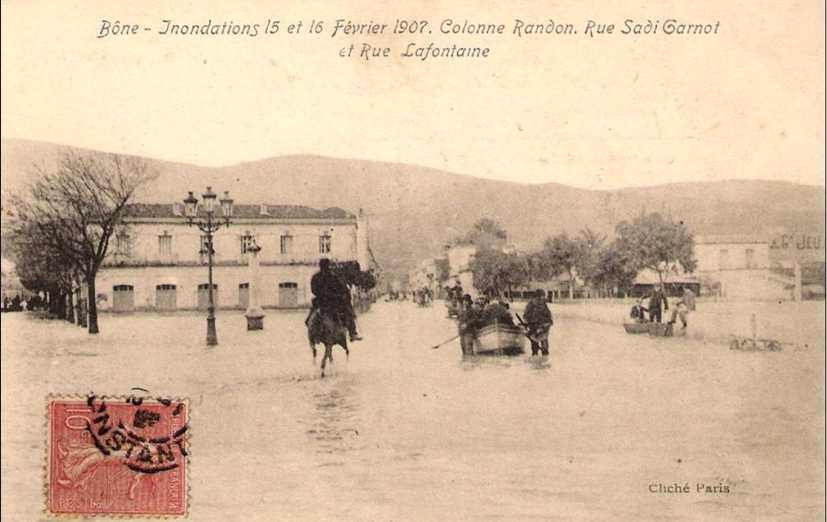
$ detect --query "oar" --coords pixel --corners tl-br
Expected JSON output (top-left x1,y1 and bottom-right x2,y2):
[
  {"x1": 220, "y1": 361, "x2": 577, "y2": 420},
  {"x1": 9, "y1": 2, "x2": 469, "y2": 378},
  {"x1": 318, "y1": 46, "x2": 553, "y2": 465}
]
[
  {"x1": 515, "y1": 313, "x2": 544, "y2": 343},
  {"x1": 431, "y1": 334, "x2": 460, "y2": 349}
]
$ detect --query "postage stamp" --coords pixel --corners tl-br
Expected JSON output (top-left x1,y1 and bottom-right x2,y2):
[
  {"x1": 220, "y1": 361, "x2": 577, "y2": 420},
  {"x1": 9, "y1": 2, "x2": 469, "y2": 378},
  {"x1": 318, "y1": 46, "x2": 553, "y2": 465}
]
[{"x1": 46, "y1": 395, "x2": 189, "y2": 517}]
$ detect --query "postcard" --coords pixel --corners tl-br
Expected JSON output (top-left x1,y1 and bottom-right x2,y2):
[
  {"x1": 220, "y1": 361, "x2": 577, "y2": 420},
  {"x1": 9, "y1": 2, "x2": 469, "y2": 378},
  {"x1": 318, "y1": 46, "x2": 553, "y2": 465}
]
[{"x1": 1, "y1": 1, "x2": 824, "y2": 520}]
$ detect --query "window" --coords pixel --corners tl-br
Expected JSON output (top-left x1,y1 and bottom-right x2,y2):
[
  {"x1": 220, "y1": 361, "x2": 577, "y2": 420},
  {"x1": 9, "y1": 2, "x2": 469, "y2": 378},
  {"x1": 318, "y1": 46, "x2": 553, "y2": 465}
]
[
  {"x1": 745, "y1": 248, "x2": 755, "y2": 269},
  {"x1": 114, "y1": 232, "x2": 131, "y2": 256},
  {"x1": 158, "y1": 232, "x2": 172, "y2": 259},
  {"x1": 280, "y1": 234, "x2": 293, "y2": 255},
  {"x1": 319, "y1": 233, "x2": 332, "y2": 254},
  {"x1": 240, "y1": 232, "x2": 254, "y2": 254}
]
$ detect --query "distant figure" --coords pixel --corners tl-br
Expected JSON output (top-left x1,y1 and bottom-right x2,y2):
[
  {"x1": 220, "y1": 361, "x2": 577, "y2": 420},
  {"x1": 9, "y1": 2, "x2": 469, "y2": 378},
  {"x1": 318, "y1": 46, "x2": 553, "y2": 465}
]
[
  {"x1": 524, "y1": 289, "x2": 553, "y2": 356},
  {"x1": 668, "y1": 286, "x2": 696, "y2": 330},
  {"x1": 458, "y1": 294, "x2": 482, "y2": 355},
  {"x1": 309, "y1": 258, "x2": 362, "y2": 342},
  {"x1": 448, "y1": 281, "x2": 461, "y2": 302},
  {"x1": 682, "y1": 286, "x2": 696, "y2": 311},
  {"x1": 648, "y1": 285, "x2": 668, "y2": 323},
  {"x1": 630, "y1": 299, "x2": 648, "y2": 323}
]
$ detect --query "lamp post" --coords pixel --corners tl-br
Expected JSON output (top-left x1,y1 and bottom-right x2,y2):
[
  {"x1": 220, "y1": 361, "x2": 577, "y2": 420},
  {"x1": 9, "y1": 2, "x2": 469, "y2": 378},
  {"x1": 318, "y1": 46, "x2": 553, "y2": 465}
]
[{"x1": 183, "y1": 187, "x2": 234, "y2": 346}]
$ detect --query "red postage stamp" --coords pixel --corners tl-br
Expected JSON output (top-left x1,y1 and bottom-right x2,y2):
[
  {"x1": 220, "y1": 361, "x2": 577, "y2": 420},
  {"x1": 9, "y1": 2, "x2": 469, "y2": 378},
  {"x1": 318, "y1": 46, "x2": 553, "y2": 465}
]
[{"x1": 46, "y1": 395, "x2": 189, "y2": 517}]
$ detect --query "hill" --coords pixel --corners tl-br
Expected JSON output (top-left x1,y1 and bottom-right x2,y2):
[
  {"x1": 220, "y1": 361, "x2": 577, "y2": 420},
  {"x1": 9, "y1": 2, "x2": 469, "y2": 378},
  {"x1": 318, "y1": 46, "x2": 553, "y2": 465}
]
[{"x1": 2, "y1": 138, "x2": 824, "y2": 279}]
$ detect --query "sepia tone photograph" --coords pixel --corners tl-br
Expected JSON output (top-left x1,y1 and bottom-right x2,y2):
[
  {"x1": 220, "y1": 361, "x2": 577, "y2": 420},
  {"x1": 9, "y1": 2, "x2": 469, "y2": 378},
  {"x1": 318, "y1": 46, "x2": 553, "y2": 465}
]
[{"x1": 1, "y1": 1, "x2": 825, "y2": 520}]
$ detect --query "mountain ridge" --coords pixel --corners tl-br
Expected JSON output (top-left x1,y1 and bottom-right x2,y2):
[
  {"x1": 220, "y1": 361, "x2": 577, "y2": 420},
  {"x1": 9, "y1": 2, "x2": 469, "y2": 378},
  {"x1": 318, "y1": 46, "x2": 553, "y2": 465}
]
[{"x1": 2, "y1": 138, "x2": 823, "y2": 279}]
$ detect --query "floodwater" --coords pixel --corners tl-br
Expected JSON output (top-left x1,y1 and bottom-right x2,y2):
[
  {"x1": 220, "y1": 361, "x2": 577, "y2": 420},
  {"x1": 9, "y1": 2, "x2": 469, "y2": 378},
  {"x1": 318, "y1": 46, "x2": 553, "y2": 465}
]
[{"x1": 2, "y1": 300, "x2": 824, "y2": 521}]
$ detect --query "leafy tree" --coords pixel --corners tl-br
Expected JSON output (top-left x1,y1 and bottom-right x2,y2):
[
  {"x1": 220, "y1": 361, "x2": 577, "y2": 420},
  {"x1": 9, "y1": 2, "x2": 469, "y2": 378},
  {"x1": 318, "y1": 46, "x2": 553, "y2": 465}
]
[
  {"x1": 574, "y1": 227, "x2": 606, "y2": 295},
  {"x1": 11, "y1": 151, "x2": 155, "y2": 334},
  {"x1": 453, "y1": 218, "x2": 508, "y2": 250},
  {"x1": 614, "y1": 212, "x2": 696, "y2": 286},
  {"x1": 7, "y1": 218, "x2": 76, "y2": 318},
  {"x1": 469, "y1": 247, "x2": 530, "y2": 298},
  {"x1": 537, "y1": 233, "x2": 581, "y2": 299},
  {"x1": 591, "y1": 242, "x2": 638, "y2": 296}
]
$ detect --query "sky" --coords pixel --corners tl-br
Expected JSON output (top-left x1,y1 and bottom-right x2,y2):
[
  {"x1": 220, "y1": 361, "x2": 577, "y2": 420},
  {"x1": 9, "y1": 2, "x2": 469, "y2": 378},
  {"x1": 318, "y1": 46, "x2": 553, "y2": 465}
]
[{"x1": 1, "y1": 0, "x2": 824, "y2": 189}]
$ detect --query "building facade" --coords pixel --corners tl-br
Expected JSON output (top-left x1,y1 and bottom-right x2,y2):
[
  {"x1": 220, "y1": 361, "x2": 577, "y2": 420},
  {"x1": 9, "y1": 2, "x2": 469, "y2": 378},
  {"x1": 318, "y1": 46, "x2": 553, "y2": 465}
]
[
  {"x1": 445, "y1": 243, "x2": 478, "y2": 298},
  {"x1": 95, "y1": 203, "x2": 370, "y2": 312},
  {"x1": 694, "y1": 235, "x2": 790, "y2": 300}
]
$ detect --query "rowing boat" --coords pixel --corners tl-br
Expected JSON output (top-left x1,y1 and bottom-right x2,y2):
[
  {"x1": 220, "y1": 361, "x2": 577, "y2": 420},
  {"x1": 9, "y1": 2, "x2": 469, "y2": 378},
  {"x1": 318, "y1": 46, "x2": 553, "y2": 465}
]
[
  {"x1": 623, "y1": 322, "x2": 650, "y2": 334},
  {"x1": 472, "y1": 322, "x2": 526, "y2": 356}
]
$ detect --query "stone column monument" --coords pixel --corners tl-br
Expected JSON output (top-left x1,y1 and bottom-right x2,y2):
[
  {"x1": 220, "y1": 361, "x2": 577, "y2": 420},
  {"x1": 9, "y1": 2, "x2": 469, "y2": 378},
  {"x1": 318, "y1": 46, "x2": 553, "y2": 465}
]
[{"x1": 245, "y1": 239, "x2": 265, "y2": 330}]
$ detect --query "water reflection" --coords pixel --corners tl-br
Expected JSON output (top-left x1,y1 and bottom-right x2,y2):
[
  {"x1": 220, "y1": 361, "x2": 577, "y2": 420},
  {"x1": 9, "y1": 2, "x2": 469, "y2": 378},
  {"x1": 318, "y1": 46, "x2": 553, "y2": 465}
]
[
  {"x1": 459, "y1": 353, "x2": 551, "y2": 371},
  {"x1": 303, "y1": 376, "x2": 362, "y2": 459}
]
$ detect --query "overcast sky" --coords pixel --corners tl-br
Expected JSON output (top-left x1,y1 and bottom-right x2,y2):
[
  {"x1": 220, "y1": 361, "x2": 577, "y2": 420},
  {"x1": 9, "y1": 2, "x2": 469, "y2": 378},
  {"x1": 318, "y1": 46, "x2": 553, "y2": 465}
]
[{"x1": 1, "y1": 0, "x2": 824, "y2": 189}]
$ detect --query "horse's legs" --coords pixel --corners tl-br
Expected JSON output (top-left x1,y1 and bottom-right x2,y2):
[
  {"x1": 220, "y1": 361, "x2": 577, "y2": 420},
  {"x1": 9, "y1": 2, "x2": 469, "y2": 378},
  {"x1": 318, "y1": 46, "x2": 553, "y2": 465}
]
[
  {"x1": 320, "y1": 344, "x2": 333, "y2": 378},
  {"x1": 309, "y1": 341, "x2": 317, "y2": 363},
  {"x1": 343, "y1": 338, "x2": 350, "y2": 359}
]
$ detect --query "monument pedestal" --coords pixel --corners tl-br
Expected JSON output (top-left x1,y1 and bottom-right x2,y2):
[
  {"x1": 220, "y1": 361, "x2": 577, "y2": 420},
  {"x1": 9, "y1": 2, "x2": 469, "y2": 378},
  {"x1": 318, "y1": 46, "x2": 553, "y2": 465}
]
[
  {"x1": 245, "y1": 308, "x2": 264, "y2": 330},
  {"x1": 245, "y1": 240, "x2": 265, "y2": 330}
]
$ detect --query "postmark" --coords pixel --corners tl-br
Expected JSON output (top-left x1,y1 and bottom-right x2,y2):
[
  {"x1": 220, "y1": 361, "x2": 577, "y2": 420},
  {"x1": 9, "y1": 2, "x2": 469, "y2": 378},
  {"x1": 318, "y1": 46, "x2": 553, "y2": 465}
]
[{"x1": 46, "y1": 394, "x2": 189, "y2": 517}]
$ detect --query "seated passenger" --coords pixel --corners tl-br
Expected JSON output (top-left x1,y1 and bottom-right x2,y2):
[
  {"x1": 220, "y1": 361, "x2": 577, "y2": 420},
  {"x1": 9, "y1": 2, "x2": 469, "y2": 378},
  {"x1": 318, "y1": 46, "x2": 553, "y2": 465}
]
[
  {"x1": 630, "y1": 299, "x2": 648, "y2": 323},
  {"x1": 482, "y1": 301, "x2": 515, "y2": 326}
]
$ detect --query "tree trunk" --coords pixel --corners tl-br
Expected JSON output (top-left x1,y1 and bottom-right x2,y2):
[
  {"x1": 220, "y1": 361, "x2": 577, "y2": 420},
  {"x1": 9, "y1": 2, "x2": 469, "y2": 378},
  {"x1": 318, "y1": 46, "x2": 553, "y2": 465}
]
[
  {"x1": 568, "y1": 269, "x2": 575, "y2": 300},
  {"x1": 87, "y1": 274, "x2": 99, "y2": 334},
  {"x1": 48, "y1": 288, "x2": 60, "y2": 317},
  {"x1": 66, "y1": 292, "x2": 75, "y2": 323}
]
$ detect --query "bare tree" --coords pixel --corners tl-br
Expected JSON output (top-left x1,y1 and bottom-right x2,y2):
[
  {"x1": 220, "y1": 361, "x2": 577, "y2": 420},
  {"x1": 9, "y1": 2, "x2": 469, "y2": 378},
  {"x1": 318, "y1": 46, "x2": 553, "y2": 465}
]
[{"x1": 11, "y1": 151, "x2": 156, "y2": 334}]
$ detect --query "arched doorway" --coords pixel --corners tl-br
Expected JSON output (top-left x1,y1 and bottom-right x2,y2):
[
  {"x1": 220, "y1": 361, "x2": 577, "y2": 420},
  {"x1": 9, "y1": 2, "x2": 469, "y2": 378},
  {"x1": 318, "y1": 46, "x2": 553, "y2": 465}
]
[
  {"x1": 278, "y1": 282, "x2": 298, "y2": 307},
  {"x1": 197, "y1": 284, "x2": 218, "y2": 310},
  {"x1": 112, "y1": 285, "x2": 135, "y2": 312},
  {"x1": 156, "y1": 284, "x2": 177, "y2": 311}
]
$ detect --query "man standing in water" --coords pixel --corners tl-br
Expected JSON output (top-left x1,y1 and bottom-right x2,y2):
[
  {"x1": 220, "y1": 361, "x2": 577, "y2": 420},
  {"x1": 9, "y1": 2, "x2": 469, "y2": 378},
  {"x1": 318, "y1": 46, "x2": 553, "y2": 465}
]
[
  {"x1": 309, "y1": 258, "x2": 363, "y2": 341},
  {"x1": 523, "y1": 289, "x2": 553, "y2": 356},
  {"x1": 648, "y1": 284, "x2": 669, "y2": 323}
]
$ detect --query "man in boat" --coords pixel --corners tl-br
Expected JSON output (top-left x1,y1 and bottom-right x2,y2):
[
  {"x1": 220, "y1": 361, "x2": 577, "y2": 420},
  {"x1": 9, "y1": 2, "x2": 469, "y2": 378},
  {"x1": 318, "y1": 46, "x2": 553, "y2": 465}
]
[
  {"x1": 481, "y1": 300, "x2": 515, "y2": 326},
  {"x1": 647, "y1": 284, "x2": 669, "y2": 323},
  {"x1": 523, "y1": 289, "x2": 553, "y2": 356},
  {"x1": 630, "y1": 298, "x2": 648, "y2": 323},
  {"x1": 458, "y1": 294, "x2": 482, "y2": 355},
  {"x1": 308, "y1": 258, "x2": 363, "y2": 341}
]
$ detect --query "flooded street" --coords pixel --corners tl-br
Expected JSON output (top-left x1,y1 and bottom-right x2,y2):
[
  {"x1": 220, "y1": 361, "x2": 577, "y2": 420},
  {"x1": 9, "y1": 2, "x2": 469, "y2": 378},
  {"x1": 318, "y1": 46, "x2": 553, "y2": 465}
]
[{"x1": 2, "y1": 301, "x2": 824, "y2": 521}]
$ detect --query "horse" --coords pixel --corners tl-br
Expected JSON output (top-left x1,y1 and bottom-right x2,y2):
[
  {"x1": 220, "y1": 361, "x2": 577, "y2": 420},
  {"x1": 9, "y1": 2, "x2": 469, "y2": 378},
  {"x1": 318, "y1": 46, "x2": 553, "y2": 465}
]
[{"x1": 306, "y1": 307, "x2": 349, "y2": 378}]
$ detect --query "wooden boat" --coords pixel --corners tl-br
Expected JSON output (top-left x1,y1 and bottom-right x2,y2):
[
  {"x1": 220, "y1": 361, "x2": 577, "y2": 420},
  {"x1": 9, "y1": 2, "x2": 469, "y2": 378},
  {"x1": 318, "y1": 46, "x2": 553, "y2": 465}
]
[
  {"x1": 471, "y1": 322, "x2": 526, "y2": 356},
  {"x1": 623, "y1": 322, "x2": 650, "y2": 334},
  {"x1": 445, "y1": 300, "x2": 460, "y2": 318}
]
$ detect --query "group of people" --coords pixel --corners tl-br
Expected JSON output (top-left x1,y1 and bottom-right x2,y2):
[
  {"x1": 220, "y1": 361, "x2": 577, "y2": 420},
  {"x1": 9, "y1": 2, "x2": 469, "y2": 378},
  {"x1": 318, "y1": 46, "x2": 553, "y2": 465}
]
[
  {"x1": 630, "y1": 285, "x2": 697, "y2": 330},
  {"x1": 2, "y1": 294, "x2": 45, "y2": 312},
  {"x1": 455, "y1": 288, "x2": 553, "y2": 356},
  {"x1": 413, "y1": 287, "x2": 433, "y2": 306}
]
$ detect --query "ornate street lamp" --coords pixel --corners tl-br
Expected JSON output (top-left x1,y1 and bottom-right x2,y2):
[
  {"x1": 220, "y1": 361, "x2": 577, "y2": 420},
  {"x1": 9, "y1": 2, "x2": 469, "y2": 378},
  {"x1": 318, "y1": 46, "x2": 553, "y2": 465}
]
[{"x1": 182, "y1": 187, "x2": 234, "y2": 346}]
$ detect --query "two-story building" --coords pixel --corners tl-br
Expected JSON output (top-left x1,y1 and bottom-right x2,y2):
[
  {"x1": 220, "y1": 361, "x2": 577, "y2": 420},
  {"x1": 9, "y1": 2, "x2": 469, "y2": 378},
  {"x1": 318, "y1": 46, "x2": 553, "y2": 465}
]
[
  {"x1": 694, "y1": 234, "x2": 791, "y2": 300},
  {"x1": 96, "y1": 203, "x2": 370, "y2": 312}
]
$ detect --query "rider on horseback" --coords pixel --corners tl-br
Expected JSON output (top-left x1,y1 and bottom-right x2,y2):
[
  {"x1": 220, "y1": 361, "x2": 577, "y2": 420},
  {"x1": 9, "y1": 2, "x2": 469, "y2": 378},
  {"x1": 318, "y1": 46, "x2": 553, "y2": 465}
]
[{"x1": 309, "y1": 258, "x2": 363, "y2": 342}]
